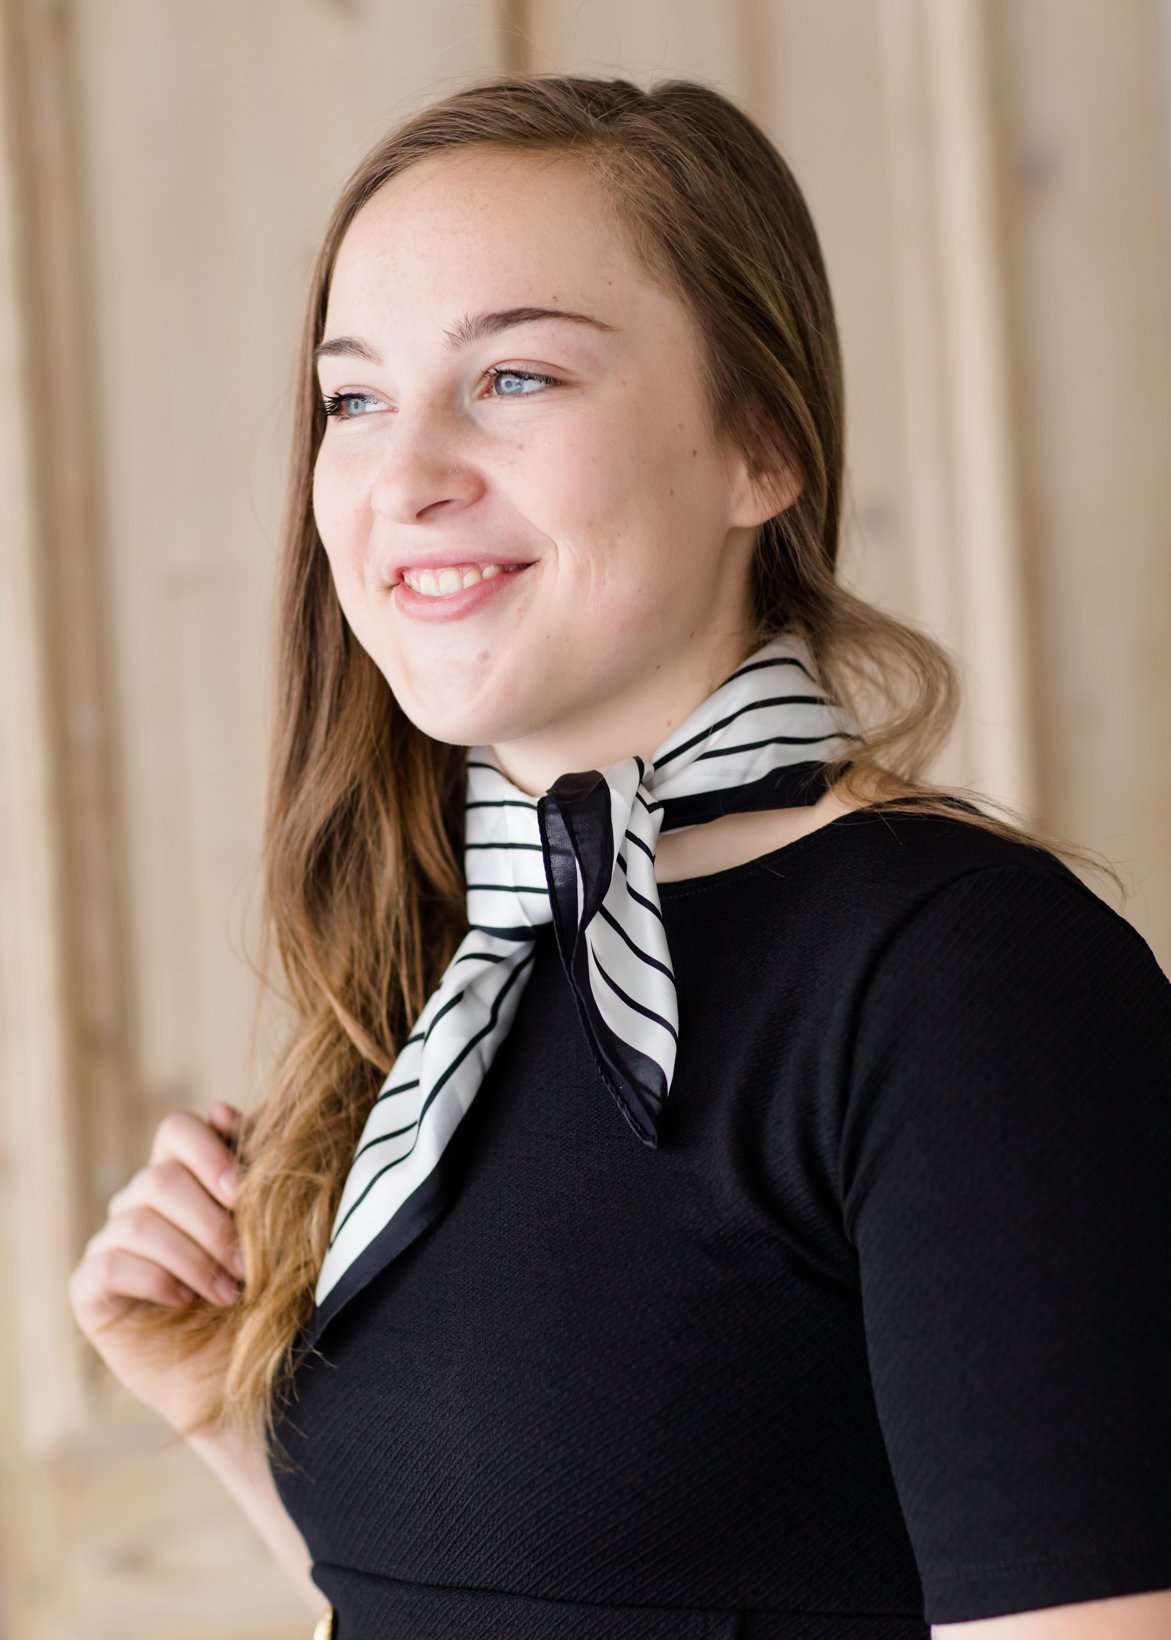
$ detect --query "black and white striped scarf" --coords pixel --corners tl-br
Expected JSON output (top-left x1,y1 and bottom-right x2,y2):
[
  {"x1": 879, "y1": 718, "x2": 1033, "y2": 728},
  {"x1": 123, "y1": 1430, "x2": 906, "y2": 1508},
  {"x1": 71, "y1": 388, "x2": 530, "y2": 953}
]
[{"x1": 307, "y1": 630, "x2": 861, "y2": 1347}]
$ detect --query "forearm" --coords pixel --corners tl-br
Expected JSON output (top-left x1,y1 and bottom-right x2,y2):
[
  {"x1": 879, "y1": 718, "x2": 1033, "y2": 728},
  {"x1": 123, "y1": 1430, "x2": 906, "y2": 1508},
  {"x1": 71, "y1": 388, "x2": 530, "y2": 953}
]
[{"x1": 187, "y1": 1420, "x2": 322, "y2": 1618}]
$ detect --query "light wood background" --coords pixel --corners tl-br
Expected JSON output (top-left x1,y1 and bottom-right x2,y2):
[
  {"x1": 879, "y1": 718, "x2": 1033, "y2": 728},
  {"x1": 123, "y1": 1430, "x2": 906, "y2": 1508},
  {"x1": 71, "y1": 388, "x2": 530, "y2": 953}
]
[{"x1": 2, "y1": 1, "x2": 1169, "y2": 1633}]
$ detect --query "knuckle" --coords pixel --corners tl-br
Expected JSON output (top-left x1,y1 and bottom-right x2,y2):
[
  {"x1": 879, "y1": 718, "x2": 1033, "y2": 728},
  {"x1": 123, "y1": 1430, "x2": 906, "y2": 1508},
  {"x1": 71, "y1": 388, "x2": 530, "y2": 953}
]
[
  {"x1": 124, "y1": 1203, "x2": 154, "y2": 1239},
  {"x1": 95, "y1": 1247, "x2": 122, "y2": 1288},
  {"x1": 155, "y1": 1107, "x2": 195, "y2": 1150},
  {"x1": 155, "y1": 1110, "x2": 181, "y2": 1145},
  {"x1": 153, "y1": 1157, "x2": 186, "y2": 1193}
]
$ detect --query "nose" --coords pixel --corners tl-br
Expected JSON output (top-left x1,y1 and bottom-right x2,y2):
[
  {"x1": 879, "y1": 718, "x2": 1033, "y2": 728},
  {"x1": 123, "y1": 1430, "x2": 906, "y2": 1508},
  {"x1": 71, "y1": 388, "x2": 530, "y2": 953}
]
[{"x1": 368, "y1": 409, "x2": 485, "y2": 525}]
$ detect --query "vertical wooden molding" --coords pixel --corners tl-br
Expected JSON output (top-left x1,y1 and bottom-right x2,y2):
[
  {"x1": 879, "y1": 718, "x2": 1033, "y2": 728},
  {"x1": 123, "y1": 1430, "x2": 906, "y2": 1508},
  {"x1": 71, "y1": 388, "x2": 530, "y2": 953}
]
[
  {"x1": 1, "y1": 0, "x2": 134, "y2": 1447},
  {"x1": 1161, "y1": 0, "x2": 1171, "y2": 234},
  {"x1": 876, "y1": 0, "x2": 964, "y2": 686},
  {"x1": 0, "y1": 0, "x2": 87, "y2": 1449},
  {"x1": 927, "y1": 0, "x2": 1037, "y2": 813},
  {"x1": 877, "y1": 0, "x2": 1038, "y2": 814},
  {"x1": 499, "y1": 0, "x2": 533, "y2": 72}
]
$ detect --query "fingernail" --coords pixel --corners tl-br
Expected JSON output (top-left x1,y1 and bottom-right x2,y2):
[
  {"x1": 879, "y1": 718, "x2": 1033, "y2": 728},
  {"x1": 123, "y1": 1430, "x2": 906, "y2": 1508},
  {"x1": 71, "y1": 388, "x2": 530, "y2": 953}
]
[
  {"x1": 226, "y1": 1246, "x2": 246, "y2": 1279},
  {"x1": 215, "y1": 1273, "x2": 242, "y2": 1304},
  {"x1": 219, "y1": 1169, "x2": 239, "y2": 1202}
]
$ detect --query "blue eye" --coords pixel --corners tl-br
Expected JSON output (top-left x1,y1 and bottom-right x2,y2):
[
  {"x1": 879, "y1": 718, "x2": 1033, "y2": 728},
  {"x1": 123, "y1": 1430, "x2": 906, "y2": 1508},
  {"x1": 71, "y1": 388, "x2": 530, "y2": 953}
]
[
  {"x1": 483, "y1": 366, "x2": 560, "y2": 398},
  {"x1": 320, "y1": 390, "x2": 381, "y2": 419},
  {"x1": 319, "y1": 366, "x2": 560, "y2": 420}
]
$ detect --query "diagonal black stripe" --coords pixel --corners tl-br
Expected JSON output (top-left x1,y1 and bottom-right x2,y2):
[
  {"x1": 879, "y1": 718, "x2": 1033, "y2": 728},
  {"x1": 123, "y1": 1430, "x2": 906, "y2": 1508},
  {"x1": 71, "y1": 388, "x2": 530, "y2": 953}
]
[
  {"x1": 652, "y1": 693, "x2": 838, "y2": 769},
  {"x1": 329, "y1": 948, "x2": 536, "y2": 1245},
  {"x1": 374, "y1": 1077, "x2": 420, "y2": 1104},
  {"x1": 425, "y1": 984, "x2": 467, "y2": 1038},
  {"x1": 597, "y1": 904, "x2": 673, "y2": 980},
  {"x1": 692, "y1": 729, "x2": 863, "y2": 764},
  {"x1": 720, "y1": 652, "x2": 813, "y2": 687},
  {"x1": 590, "y1": 947, "x2": 678, "y2": 1043},
  {"x1": 623, "y1": 877, "x2": 664, "y2": 922},
  {"x1": 354, "y1": 1119, "x2": 418, "y2": 1146},
  {"x1": 624, "y1": 829, "x2": 656, "y2": 861}
]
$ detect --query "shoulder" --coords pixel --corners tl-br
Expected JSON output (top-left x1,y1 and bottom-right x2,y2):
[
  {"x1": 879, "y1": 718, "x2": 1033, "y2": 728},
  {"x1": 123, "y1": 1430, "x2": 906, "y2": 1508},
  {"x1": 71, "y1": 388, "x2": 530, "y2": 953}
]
[
  {"x1": 841, "y1": 815, "x2": 1170, "y2": 1060},
  {"x1": 848, "y1": 827, "x2": 1164, "y2": 1008},
  {"x1": 784, "y1": 798, "x2": 1171, "y2": 1155},
  {"x1": 809, "y1": 786, "x2": 1132, "y2": 945},
  {"x1": 748, "y1": 778, "x2": 1106, "y2": 952},
  {"x1": 838, "y1": 833, "x2": 1171, "y2": 1234}
]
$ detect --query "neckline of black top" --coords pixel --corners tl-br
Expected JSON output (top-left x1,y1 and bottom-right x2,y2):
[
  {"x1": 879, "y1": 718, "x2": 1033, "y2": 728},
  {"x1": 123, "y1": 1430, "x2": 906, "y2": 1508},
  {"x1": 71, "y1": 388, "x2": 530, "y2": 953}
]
[{"x1": 655, "y1": 795, "x2": 933, "y2": 901}]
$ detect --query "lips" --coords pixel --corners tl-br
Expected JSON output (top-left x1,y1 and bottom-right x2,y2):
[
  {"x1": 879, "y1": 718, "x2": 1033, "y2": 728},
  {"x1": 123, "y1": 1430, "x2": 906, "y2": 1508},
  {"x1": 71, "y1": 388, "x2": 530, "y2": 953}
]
[
  {"x1": 385, "y1": 557, "x2": 535, "y2": 587},
  {"x1": 392, "y1": 558, "x2": 537, "y2": 621}
]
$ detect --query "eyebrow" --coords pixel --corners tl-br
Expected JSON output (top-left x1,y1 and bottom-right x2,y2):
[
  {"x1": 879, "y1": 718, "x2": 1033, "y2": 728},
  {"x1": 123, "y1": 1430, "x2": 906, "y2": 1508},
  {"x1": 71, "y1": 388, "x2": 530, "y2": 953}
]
[{"x1": 314, "y1": 306, "x2": 617, "y2": 366}]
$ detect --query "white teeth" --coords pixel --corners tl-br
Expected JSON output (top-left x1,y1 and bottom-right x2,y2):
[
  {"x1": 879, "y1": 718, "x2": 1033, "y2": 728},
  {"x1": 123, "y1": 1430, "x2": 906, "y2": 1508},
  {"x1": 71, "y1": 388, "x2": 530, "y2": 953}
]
[{"x1": 401, "y1": 561, "x2": 522, "y2": 596}]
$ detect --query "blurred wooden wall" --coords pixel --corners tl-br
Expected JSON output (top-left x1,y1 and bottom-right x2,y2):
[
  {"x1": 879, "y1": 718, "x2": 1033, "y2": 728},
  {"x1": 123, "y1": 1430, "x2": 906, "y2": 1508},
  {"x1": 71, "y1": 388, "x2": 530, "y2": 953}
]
[{"x1": 1, "y1": 0, "x2": 1169, "y2": 1633}]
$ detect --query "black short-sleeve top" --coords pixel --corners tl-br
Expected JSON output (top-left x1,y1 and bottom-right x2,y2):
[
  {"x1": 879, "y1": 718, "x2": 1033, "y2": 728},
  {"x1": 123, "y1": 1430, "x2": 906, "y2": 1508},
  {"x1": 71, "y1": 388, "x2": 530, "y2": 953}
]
[{"x1": 267, "y1": 802, "x2": 1171, "y2": 1638}]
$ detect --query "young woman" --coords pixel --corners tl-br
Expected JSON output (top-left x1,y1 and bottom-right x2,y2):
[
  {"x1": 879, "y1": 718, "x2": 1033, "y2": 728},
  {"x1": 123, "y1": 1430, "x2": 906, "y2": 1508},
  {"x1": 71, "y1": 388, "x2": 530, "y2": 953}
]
[{"x1": 69, "y1": 74, "x2": 1171, "y2": 1640}]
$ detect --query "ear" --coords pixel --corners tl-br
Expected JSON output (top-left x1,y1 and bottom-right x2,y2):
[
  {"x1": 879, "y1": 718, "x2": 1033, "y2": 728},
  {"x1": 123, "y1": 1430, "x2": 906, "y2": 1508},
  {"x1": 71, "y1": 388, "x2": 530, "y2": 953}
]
[
  {"x1": 725, "y1": 440, "x2": 803, "y2": 530},
  {"x1": 721, "y1": 416, "x2": 803, "y2": 524}
]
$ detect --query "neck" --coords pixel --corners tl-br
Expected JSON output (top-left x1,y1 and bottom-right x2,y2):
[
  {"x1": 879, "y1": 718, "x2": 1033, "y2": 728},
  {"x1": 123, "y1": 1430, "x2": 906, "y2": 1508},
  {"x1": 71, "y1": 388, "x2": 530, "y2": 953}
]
[{"x1": 488, "y1": 629, "x2": 763, "y2": 797}]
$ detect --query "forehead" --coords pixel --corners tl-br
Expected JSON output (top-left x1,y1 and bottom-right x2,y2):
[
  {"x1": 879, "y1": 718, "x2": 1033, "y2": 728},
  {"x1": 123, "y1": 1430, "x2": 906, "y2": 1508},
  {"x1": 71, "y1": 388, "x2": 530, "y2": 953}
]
[{"x1": 325, "y1": 149, "x2": 639, "y2": 325}]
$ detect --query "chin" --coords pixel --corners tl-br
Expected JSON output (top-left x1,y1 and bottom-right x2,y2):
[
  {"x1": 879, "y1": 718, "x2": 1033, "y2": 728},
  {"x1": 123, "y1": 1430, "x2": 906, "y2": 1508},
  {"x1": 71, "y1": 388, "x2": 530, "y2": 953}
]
[
  {"x1": 374, "y1": 649, "x2": 543, "y2": 749},
  {"x1": 386, "y1": 691, "x2": 499, "y2": 750}
]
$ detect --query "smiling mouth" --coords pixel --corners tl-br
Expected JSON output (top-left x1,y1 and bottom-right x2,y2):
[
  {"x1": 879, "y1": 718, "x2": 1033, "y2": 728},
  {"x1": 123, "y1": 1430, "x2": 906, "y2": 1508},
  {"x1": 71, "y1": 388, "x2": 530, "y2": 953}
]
[
  {"x1": 394, "y1": 562, "x2": 534, "y2": 596},
  {"x1": 389, "y1": 560, "x2": 539, "y2": 621}
]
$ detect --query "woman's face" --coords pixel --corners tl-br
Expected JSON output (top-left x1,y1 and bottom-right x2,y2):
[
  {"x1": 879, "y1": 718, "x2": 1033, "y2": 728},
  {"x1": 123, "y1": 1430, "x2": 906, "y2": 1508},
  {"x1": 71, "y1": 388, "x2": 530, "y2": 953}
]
[{"x1": 313, "y1": 147, "x2": 791, "y2": 794}]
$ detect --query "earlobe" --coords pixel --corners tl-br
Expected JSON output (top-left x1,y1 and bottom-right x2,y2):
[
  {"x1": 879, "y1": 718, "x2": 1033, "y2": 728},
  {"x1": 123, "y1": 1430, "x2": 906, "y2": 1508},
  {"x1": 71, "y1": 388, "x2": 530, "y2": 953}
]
[
  {"x1": 762, "y1": 461, "x2": 803, "y2": 519},
  {"x1": 731, "y1": 456, "x2": 803, "y2": 529},
  {"x1": 721, "y1": 413, "x2": 804, "y2": 527}
]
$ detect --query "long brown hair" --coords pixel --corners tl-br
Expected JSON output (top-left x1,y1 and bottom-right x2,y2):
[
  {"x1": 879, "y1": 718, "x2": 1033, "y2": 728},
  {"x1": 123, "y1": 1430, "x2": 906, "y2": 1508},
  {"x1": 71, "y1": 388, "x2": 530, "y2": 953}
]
[{"x1": 126, "y1": 72, "x2": 1123, "y2": 1460}]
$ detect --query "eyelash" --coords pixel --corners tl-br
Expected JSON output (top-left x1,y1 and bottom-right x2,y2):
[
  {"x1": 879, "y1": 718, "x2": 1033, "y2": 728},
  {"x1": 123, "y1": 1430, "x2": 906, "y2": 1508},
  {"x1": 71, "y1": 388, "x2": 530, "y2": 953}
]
[{"x1": 319, "y1": 366, "x2": 561, "y2": 421}]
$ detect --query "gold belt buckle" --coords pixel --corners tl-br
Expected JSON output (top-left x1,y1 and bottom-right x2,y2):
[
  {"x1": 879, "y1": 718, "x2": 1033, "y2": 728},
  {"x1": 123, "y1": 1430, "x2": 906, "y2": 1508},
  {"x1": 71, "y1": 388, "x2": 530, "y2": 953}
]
[{"x1": 312, "y1": 1603, "x2": 335, "y2": 1639}]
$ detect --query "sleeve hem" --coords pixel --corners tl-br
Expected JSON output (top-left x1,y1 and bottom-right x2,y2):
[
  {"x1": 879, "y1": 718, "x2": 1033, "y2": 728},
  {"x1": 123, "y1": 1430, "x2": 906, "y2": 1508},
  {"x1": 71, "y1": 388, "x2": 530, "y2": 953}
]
[{"x1": 922, "y1": 1534, "x2": 1171, "y2": 1625}]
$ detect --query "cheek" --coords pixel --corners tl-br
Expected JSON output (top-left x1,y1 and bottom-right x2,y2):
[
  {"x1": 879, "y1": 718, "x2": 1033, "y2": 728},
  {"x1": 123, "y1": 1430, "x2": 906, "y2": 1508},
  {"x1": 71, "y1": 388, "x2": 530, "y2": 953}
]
[
  {"x1": 312, "y1": 453, "x2": 339, "y2": 544},
  {"x1": 562, "y1": 395, "x2": 714, "y2": 535},
  {"x1": 547, "y1": 525, "x2": 674, "y2": 655},
  {"x1": 548, "y1": 422, "x2": 712, "y2": 611},
  {"x1": 313, "y1": 454, "x2": 366, "y2": 583}
]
